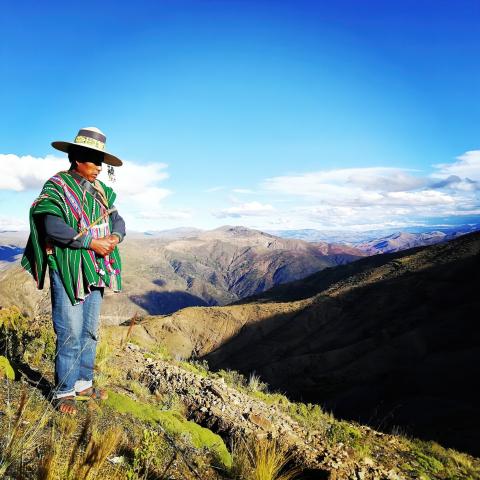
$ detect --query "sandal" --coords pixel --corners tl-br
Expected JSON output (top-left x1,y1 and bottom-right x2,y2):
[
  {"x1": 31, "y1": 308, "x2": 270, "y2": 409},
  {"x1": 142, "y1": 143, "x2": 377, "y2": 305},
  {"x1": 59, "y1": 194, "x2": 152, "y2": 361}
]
[
  {"x1": 52, "y1": 396, "x2": 78, "y2": 415},
  {"x1": 76, "y1": 386, "x2": 108, "y2": 401}
]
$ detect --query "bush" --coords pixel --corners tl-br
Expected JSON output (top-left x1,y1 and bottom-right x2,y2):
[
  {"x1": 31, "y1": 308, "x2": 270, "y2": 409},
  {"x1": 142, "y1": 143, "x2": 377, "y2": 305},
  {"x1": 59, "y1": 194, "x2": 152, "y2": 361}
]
[{"x1": 0, "y1": 356, "x2": 15, "y2": 380}]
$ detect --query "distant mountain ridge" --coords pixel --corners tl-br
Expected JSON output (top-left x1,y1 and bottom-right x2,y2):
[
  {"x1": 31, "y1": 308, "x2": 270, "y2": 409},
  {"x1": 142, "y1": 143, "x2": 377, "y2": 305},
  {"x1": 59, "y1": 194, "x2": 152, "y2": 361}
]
[
  {"x1": 268, "y1": 222, "x2": 480, "y2": 245},
  {"x1": 353, "y1": 230, "x2": 455, "y2": 254},
  {"x1": 2, "y1": 222, "x2": 479, "y2": 321},
  {"x1": 0, "y1": 225, "x2": 363, "y2": 322}
]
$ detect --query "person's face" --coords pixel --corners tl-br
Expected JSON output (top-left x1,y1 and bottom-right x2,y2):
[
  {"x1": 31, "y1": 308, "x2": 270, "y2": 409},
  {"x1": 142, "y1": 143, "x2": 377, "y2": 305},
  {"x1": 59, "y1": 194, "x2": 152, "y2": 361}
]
[
  {"x1": 75, "y1": 159, "x2": 102, "y2": 182},
  {"x1": 73, "y1": 152, "x2": 103, "y2": 182}
]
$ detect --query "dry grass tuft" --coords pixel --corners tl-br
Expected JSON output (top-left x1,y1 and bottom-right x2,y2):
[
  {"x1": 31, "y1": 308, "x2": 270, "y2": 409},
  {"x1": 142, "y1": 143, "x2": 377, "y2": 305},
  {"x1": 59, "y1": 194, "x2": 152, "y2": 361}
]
[
  {"x1": 0, "y1": 387, "x2": 51, "y2": 477},
  {"x1": 37, "y1": 414, "x2": 123, "y2": 480},
  {"x1": 248, "y1": 372, "x2": 268, "y2": 393},
  {"x1": 121, "y1": 313, "x2": 139, "y2": 347},
  {"x1": 230, "y1": 436, "x2": 300, "y2": 480},
  {"x1": 37, "y1": 429, "x2": 57, "y2": 480},
  {"x1": 75, "y1": 425, "x2": 123, "y2": 479}
]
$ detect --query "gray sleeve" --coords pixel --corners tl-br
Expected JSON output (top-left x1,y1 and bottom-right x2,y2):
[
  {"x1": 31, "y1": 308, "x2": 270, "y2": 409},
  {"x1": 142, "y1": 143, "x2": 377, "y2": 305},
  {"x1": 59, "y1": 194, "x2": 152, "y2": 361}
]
[
  {"x1": 44, "y1": 215, "x2": 90, "y2": 249},
  {"x1": 110, "y1": 208, "x2": 126, "y2": 242}
]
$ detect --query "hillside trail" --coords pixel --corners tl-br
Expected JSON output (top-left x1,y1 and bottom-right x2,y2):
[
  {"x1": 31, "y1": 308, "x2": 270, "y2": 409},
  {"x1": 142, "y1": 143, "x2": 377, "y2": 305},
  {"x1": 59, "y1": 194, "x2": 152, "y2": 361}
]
[{"x1": 121, "y1": 343, "x2": 405, "y2": 480}]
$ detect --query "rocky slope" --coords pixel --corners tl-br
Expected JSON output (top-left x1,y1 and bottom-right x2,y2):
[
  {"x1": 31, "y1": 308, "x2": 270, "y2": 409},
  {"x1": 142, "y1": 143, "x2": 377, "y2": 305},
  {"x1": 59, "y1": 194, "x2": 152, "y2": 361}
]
[{"x1": 127, "y1": 343, "x2": 407, "y2": 479}]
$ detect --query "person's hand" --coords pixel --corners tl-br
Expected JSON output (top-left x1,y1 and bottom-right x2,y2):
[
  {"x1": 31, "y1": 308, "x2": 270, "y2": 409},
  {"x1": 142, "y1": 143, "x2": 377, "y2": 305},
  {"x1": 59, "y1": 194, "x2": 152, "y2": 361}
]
[
  {"x1": 105, "y1": 234, "x2": 120, "y2": 247},
  {"x1": 90, "y1": 236, "x2": 118, "y2": 256}
]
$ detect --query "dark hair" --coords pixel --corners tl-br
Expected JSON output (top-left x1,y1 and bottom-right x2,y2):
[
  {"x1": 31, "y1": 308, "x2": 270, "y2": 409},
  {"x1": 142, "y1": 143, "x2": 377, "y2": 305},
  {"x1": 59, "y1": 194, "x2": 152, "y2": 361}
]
[{"x1": 68, "y1": 146, "x2": 104, "y2": 168}]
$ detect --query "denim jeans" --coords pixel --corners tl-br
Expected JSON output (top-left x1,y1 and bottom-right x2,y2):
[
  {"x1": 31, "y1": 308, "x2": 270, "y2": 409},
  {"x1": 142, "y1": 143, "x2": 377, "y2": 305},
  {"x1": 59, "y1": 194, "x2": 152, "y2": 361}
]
[{"x1": 49, "y1": 268, "x2": 104, "y2": 399}]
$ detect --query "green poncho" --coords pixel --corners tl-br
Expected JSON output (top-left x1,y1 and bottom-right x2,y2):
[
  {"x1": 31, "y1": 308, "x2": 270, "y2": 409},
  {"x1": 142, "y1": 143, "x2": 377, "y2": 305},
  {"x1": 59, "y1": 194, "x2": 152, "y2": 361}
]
[{"x1": 21, "y1": 171, "x2": 122, "y2": 305}]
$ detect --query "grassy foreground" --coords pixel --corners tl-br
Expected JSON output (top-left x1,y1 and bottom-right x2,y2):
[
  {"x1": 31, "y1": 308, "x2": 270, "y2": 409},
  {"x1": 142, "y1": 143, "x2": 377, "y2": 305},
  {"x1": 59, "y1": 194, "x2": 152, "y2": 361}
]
[{"x1": 1, "y1": 305, "x2": 480, "y2": 479}]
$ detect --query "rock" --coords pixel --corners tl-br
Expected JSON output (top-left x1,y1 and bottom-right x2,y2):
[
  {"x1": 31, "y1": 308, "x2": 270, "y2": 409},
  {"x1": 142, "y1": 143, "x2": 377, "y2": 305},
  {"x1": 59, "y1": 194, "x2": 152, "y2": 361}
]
[
  {"x1": 108, "y1": 455, "x2": 126, "y2": 465},
  {"x1": 363, "y1": 457, "x2": 374, "y2": 467},
  {"x1": 244, "y1": 412, "x2": 272, "y2": 430},
  {"x1": 386, "y1": 470, "x2": 403, "y2": 480},
  {"x1": 357, "y1": 470, "x2": 366, "y2": 480},
  {"x1": 208, "y1": 384, "x2": 226, "y2": 401}
]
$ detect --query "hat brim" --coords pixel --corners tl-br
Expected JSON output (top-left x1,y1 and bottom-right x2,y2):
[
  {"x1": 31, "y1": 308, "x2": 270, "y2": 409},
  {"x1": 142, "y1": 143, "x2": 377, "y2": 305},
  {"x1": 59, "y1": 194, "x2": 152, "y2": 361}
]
[{"x1": 51, "y1": 141, "x2": 123, "y2": 167}]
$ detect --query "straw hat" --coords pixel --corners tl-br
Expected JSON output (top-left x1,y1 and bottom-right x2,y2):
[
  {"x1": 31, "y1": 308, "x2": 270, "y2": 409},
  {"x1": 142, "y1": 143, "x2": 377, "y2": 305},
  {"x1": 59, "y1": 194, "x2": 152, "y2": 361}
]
[{"x1": 51, "y1": 126, "x2": 123, "y2": 166}]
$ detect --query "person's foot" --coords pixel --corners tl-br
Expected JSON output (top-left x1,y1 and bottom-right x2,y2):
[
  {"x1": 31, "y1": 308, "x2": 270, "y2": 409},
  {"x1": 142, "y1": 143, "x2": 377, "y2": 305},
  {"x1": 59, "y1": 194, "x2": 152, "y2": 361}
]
[
  {"x1": 52, "y1": 396, "x2": 77, "y2": 415},
  {"x1": 76, "y1": 386, "x2": 108, "y2": 400}
]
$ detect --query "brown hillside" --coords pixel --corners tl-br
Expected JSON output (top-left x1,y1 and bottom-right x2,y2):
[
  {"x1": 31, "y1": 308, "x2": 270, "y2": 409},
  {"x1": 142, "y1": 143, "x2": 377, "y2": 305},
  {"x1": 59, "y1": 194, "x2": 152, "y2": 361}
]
[
  {"x1": 206, "y1": 231, "x2": 480, "y2": 455},
  {"x1": 126, "y1": 231, "x2": 480, "y2": 456}
]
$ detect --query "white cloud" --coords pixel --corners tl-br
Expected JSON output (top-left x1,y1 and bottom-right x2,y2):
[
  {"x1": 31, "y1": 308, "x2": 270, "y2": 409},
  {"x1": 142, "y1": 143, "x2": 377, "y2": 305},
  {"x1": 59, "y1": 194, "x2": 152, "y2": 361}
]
[
  {"x1": 345, "y1": 168, "x2": 426, "y2": 191},
  {"x1": 383, "y1": 190, "x2": 455, "y2": 206},
  {"x1": 137, "y1": 209, "x2": 193, "y2": 220},
  {"x1": 432, "y1": 150, "x2": 480, "y2": 181},
  {"x1": 113, "y1": 161, "x2": 169, "y2": 195},
  {"x1": 257, "y1": 153, "x2": 480, "y2": 229},
  {"x1": 0, "y1": 154, "x2": 66, "y2": 191},
  {"x1": 113, "y1": 161, "x2": 171, "y2": 211},
  {"x1": 212, "y1": 201, "x2": 275, "y2": 218},
  {"x1": 2, "y1": 150, "x2": 480, "y2": 232},
  {"x1": 262, "y1": 167, "x2": 425, "y2": 200},
  {"x1": 295, "y1": 203, "x2": 453, "y2": 226}
]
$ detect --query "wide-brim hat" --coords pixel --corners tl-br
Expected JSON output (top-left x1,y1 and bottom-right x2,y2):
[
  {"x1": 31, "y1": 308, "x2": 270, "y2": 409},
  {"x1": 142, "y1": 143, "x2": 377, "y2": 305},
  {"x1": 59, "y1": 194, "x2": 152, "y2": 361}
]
[{"x1": 51, "y1": 126, "x2": 123, "y2": 166}]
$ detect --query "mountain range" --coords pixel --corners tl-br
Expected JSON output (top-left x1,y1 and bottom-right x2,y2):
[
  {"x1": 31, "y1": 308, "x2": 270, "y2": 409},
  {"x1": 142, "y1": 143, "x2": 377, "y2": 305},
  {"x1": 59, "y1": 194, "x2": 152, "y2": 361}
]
[
  {"x1": 353, "y1": 230, "x2": 458, "y2": 254},
  {"x1": 268, "y1": 222, "x2": 480, "y2": 244},
  {"x1": 0, "y1": 225, "x2": 364, "y2": 322},
  {"x1": 2, "y1": 223, "x2": 479, "y2": 322}
]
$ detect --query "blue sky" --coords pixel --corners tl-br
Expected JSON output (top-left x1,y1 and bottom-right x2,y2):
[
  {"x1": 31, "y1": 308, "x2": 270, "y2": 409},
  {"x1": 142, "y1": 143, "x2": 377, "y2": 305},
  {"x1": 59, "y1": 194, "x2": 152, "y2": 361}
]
[{"x1": 1, "y1": 0, "x2": 480, "y2": 232}]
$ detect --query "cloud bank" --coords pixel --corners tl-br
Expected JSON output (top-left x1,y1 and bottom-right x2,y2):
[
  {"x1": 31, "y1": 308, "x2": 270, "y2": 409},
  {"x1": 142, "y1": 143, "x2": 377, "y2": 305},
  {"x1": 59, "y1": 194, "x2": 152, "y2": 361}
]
[
  {"x1": 215, "y1": 150, "x2": 480, "y2": 230},
  {"x1": 1, "y1": 150, "x2": 479, "y2": 231}
]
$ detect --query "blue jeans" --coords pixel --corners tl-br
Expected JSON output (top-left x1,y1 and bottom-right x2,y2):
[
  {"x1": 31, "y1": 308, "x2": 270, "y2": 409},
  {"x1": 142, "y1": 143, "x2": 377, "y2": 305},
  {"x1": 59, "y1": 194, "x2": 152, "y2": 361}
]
[{"x1": 50, "y1": 268, "x2": 103, "y2": 398}]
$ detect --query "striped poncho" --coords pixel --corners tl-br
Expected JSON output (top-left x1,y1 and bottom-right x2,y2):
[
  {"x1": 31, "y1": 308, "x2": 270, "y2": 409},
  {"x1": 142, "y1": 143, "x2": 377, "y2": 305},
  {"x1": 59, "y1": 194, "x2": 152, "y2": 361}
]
[{"x1": 21, "y1": 171, "x2": 122, "y2": 305}]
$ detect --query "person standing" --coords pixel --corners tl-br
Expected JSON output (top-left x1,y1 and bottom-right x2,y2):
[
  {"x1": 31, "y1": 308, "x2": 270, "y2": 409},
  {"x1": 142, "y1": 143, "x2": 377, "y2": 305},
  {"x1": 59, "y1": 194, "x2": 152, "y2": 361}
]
[{"x1": 21, "y1": 126, "x2": 126, "y2": 415}]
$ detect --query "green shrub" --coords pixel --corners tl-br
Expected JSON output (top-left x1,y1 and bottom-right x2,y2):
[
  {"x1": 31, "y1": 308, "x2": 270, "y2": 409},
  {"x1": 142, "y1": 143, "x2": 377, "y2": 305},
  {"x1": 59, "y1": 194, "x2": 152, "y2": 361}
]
[
  {"x1": 0, "y1": 306, "x2": 28, "y2": 359},
  {"x1": 327, "y1": 421, "x2": 362, "y2": 446},
  {"x1": 247, "y1": 372, "x2": 268, "y2": 393},
  {"x1": 0, "y1": 306, "x2": 27, "y2": 332},
  {"x1": 288, "y1": 402, "x2": 329, "y2": 431},
  {"x1": 150, "y1": 343, "x2": 172, "y2": 361},
  {"x1": 179, "y1": 360, "x2": 209, "y2": 377},
  {"x1": 23, "y1": 327, "x2": 56, "y2": 367},
  {"x1": 126, "y1": 428, "x2": 171, "y2": 479},
  {"x1": 215, "y1": 369, "x2": 248, "y2": 390},
  {"x1": 415, "y1": 451, "x2": 444, "y2": 474},
  {"x1": 0, "y1": 355, "x2": 15, "y2": 380}
]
